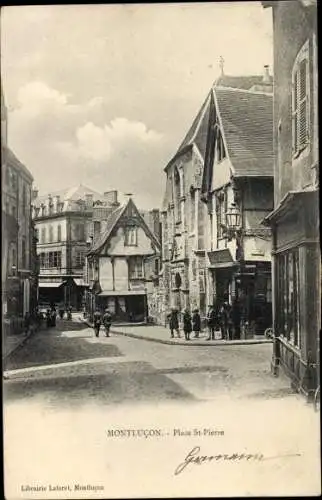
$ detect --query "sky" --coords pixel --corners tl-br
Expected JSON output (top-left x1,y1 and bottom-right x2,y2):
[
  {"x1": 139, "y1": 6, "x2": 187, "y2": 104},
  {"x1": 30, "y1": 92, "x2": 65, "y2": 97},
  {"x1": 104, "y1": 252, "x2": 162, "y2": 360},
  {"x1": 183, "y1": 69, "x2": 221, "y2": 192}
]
[{"x1": 1, "y1": 2, "x2": 273, "y2": 210}]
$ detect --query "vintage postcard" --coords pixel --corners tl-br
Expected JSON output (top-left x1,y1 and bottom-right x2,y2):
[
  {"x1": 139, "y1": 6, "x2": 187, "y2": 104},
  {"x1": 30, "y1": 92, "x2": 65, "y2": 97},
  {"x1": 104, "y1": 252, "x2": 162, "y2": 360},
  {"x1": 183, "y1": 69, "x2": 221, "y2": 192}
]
[{"x1": 1, "y1": 1, "x2": 320, "y2": 498}]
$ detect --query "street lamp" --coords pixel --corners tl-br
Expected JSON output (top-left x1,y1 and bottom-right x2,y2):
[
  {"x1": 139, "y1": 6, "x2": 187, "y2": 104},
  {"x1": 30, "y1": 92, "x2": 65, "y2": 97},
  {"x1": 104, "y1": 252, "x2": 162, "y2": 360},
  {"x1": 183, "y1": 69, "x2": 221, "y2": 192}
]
[{"x1": 225, "y1": 203, "x2": 241, "y2": 236}]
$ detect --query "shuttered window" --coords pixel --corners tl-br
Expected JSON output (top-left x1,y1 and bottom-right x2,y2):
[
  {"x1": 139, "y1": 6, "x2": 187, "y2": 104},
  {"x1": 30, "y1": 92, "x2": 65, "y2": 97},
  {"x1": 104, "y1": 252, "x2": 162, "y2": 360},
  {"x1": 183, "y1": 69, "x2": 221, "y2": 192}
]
[{"x1": 292, "y1": 40, "x2": 310, "y2": 157}]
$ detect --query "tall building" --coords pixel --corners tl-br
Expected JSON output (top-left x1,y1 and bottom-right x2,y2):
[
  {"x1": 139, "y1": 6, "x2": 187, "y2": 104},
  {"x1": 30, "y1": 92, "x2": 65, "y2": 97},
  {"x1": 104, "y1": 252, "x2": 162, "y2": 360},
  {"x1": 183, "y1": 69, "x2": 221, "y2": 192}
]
[
  {"x1": 2, "y1": 82, "x2": 35, "y2": 322},
  {"x1": 32, "y1": 185, "x2": 119, "y2": 309},
  {"x1": 201, "y1": 71, "x2": 274, "y2": 338},
  {"x1": 158, "y1": 68, "x2": 274, "y2": 330},
  {"x1": 262, "y1": 0, "x2": 319, "y2": 398}
]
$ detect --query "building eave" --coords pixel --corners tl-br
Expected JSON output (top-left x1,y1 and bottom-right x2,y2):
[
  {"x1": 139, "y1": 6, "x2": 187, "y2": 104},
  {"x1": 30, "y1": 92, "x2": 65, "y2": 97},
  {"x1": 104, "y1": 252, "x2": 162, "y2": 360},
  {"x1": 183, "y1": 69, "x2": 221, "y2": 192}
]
[{"x1": 262, "y1": 188, "x2": 318, "y2": 225}]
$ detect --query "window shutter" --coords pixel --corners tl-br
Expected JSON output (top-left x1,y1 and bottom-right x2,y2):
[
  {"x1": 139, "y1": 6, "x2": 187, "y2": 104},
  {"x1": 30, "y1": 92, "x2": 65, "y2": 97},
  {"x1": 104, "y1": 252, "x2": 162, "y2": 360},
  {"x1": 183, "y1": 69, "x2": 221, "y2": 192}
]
[{"x1": 298, "y1": 59, "x2": 308, "y2": 148}]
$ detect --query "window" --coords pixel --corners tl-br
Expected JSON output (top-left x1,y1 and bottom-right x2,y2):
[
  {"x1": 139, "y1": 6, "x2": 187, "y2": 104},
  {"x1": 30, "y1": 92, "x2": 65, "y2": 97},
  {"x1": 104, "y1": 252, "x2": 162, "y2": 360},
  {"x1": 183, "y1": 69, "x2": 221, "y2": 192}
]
[
  {"x1": 41, "y1": 227, "x2": 46, "y2": 244},
  {"x1": 214, "y1": 128, "x2": 226, "y2": 163},
  {"x1": 190, "y1": 188, "x2": 196, "y2": 231},
  {"x1": 94, "y1": 221, "x2": 101, "y2": 238},
  {"x1": 129, "y1": 256, "x2": 144, "y2": 279},
  {"x1": 292, "y1": 40, "x2": 310, "y2": 157},
  {"x1": 11, "y1": 173, "x2": 17, "y2": 190},
  {"x1": 277, "y1": 249, "x2": 300, "y2": 347},
  {"x1": 39, "y1": 252, "x2": 46, "y2": 268},
  {"x1": 57, "y1": 225, "x2": 62, "y2": 242},
  {"x1": 49, "y1": 225, "x2": 53, "y2": 243},
  {"x1": 125, "y1": 226, "x2": 137, "y2": 246},
  {"x1": 75, "y1": 250, "x2": 85, "y2": 269},
  {"x1": 174, "y1": 168, "x2": 181, "y2": 222},
  {"x1": 216, "y1": 189, "x2": 227, "y2": 239},
  {"x1": 21, "y1": 238, "x2": 26, "y2": 269},
  {"x1": 22, "y1": 185, "x2": 26, "y2": 209},
  {"x1": 40, "y1": 251, "x2": 62, "y2": 269}
]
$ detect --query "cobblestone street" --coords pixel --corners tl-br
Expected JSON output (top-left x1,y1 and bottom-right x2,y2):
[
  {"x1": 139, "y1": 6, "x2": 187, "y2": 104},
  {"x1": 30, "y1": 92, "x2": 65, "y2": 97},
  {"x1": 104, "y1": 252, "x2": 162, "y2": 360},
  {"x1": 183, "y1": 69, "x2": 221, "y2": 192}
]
[
  {"x1": 4, "y1": 317, "x2": 294, "y2": 405},
  {"x1": 3, "y1": 319, "x2": 321, "y2": 498}
]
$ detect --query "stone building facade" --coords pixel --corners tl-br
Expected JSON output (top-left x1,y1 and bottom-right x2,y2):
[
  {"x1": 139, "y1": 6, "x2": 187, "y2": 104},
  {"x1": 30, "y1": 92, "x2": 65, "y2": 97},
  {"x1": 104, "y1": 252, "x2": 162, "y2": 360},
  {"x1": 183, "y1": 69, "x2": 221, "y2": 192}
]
[
  {"x1": 262, "y1": 0, "x2": 319, "y2": 398},
  {"x1": 158, "y1": 96, "x2": 211, "y2": 325},
  {"x1": 2, "y1": 82, "x2": 35, "y2": 323},
  {"x1": 32, "y1": 185, "x2": 116, "y2": 310}
]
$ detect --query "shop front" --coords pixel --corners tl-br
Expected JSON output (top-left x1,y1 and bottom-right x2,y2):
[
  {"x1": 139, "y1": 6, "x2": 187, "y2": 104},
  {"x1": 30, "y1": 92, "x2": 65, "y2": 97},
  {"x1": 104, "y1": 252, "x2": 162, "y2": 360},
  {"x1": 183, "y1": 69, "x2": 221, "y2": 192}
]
[
  {"x1": 208, "y1": 249, "x2": 272, "y2": 338},
  {"x1": 265, "y1": 190, "x2": 320, "y2": 398},
  {"x1": 96, "y1": 290, "x2": 147, "y2": 323},
  {"x1": 38, "y1": 280, "x2": 64, "y2": 309}
]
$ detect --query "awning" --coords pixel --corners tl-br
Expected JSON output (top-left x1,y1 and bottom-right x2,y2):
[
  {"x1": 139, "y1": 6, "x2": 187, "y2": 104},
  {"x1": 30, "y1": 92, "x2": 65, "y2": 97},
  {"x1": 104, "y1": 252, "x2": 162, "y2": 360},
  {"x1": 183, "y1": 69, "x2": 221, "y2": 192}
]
[
  {"x1": 98, "y1": 290, "x2": 146, "y2": 296},
  {"x1": 73, "y1": 278, "x2": 88, "y2": 287},
  {"x1": 39, "y1": 281, "x2": 63, "y2": 288}
]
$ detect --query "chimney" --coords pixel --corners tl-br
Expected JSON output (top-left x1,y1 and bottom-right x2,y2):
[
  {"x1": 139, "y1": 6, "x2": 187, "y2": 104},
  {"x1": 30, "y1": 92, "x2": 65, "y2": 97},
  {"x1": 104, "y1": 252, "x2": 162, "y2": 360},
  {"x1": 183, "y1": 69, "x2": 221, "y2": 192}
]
[
  {"x1": 104, "y1": 190, "x2": 118, "y2": 206},
  {"x1": 85, "y1": 193, "x2": 93, "y2": 207},
  {"x1": 263, "y1": 65, "x2": 271, "y2": 84},
  {"x1": 32, "y1": 188, "x2": 38, "y2": 201}
]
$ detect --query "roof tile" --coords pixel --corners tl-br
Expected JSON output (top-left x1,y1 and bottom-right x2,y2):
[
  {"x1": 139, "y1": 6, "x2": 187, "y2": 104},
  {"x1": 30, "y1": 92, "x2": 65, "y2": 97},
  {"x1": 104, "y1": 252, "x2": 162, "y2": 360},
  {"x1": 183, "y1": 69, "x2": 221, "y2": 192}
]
[{"x1": 215, "y1": 87, "x2": 273, "y2": 177}]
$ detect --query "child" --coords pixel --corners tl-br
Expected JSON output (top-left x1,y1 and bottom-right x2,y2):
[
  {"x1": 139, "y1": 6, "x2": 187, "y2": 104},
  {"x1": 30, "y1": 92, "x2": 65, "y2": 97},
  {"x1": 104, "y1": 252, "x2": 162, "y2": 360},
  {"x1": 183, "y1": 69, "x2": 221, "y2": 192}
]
[{"x1": 192, "y1": 309, "x2": 201, "y2": 338}]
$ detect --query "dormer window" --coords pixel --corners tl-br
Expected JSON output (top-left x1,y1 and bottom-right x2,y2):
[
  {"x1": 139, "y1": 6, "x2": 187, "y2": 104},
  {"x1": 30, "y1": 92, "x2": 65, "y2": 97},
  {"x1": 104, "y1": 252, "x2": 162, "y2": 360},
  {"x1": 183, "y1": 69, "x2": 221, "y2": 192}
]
[{"x1": 292, "y1": 40, "x2": 310, "y2": 158}]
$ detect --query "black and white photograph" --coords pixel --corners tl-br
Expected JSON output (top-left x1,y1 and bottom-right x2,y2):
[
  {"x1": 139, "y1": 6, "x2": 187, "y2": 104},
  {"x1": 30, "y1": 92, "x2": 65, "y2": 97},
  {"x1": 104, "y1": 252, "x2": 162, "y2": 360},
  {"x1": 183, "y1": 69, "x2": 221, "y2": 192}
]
[{"x1": 1, "y1": 1, "x2": 320, "y2": 498}]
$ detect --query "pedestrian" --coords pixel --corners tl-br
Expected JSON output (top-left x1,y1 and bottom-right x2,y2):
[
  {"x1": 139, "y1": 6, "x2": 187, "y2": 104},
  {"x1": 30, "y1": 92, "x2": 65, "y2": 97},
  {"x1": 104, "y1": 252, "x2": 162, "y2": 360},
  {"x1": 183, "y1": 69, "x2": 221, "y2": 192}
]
[
  {"x1": 93, "y1": 308, "x2": 102, "y2": 337},
  {"x1": 46, "y1": 309, "x2": 51, "y2": 328},
  {"x1": 220, "y1": 299, "x2": 232, "y2": 340},
  {"x1": 183, "y1": 309, "x2": 192, "y2": 341},
  {"x1": 102, "y1": 308, "x2": 112, "y2": 337},
  {"x1": 206, "y1": 305, "x2": 216, "y2": 340},
  {"x1": 168, "y1": 308, "x2": 180, "y2": 338},
  {"x1": 50, "y1": 306, "x2": 56, "y2": 327},
  {"x1": 24, "y1": 312, "x2": 31, "y2": 335},
  {"x1": 58, "y1": 306, "x2": 65, "y2": 320},
  {"x1": 67, "y1": 305, "x2": 72, "y2": 320},
  {"x1": 232, "y1": 300, "x2": 241, "y2": 340},
  {"x1": 192, "y1": 309, "x2": 201, "y2": 338}
]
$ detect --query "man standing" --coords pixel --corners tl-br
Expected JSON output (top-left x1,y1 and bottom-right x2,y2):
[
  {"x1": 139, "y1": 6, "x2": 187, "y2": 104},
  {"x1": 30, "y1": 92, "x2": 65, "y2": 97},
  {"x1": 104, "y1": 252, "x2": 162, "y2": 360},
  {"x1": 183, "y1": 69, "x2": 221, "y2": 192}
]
[
  {"x1": 206, "y1": 305, "x2": 216, "y2": 341},
  {"x1": 183, "y1": 309, "x2": 192, "y2": 341},
  {"x1": 93, "y1": 308, "x2": 102, "y2": 337},
  {"x1": 192, "y1": 309, "x2": 201, "y2": 339},
  {"x1": 102, "y1": 308, "x2": 112, "y2": 337},
  {"x1": 168, "y1": 308, "x2": 181, "y2": 338}
]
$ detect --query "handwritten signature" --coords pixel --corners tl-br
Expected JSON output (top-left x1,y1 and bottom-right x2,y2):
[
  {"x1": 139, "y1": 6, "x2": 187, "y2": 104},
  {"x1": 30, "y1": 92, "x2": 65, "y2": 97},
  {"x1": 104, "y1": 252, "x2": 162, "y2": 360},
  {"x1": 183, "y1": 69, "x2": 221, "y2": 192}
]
[{"x1": 174, "y1": 446, "x2": 301, "y2": 475}]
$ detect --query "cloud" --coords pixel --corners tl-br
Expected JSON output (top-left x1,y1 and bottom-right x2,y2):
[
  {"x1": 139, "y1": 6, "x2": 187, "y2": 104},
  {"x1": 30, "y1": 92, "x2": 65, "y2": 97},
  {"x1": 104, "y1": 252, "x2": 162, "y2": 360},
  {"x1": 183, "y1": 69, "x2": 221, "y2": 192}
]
[
  {"x1": 8, "y1": 81, "x2": 166, "y2": 208},
  {"x1": 75, "y1": 118, "x2": 162, "y2": 161}
]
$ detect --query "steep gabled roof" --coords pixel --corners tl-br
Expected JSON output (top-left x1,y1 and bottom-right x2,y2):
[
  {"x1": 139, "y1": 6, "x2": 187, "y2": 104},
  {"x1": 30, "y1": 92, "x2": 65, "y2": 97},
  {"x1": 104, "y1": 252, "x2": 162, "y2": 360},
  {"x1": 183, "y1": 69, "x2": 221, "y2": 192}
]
[
  {"x1": 164, "y1": 91, "x2": 212, "y2": 170},
  {"x1": 88, "y1": 204, "x2": 126, "y2": 254},
  {"x1": 214, "y1": 87, "x2": 273, "y2": 177},
  {"x1": 177, "y1": 91, "x2": 212, "y2": 159},
  {"x1": 88, "y1": 198, "x2": 160, "y2": 256}
]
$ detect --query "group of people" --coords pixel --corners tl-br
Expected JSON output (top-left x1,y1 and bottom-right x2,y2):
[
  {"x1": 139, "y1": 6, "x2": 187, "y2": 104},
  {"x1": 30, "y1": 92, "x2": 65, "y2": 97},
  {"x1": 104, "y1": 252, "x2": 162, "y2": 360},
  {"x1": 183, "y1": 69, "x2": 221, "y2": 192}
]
[
  {"x1": 167, "y1": 308, "x2": 201, "y2": 341},
  {"x1": 92, "y1": 308, "x2": 113, "y2": 338},
  {"x1": 167, "y1": 299, "x2": 241, "y2": 341}
]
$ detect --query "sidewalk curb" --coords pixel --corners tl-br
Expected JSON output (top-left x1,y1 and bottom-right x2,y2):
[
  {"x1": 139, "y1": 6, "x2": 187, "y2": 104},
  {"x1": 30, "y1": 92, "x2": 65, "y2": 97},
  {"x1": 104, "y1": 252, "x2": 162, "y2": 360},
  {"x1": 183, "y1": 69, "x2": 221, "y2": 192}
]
[
  {"x1": 3, "y1": 328, "x2": 34, "y2": 361},
  {"x1": 80, "y1": 318, "x2": 272, "y2": 347}
]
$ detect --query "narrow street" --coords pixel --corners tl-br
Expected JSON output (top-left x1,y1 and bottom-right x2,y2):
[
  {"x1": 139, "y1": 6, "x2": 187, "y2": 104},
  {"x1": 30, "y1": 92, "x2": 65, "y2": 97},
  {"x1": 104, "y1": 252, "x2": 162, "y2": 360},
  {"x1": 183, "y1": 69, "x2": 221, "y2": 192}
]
[
  {"x1": 3, "y1": 318, "x2": 320, "y2": 498},
  {"x1": 5, "y1": 317, "x2": 294, "y2": 405}
]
